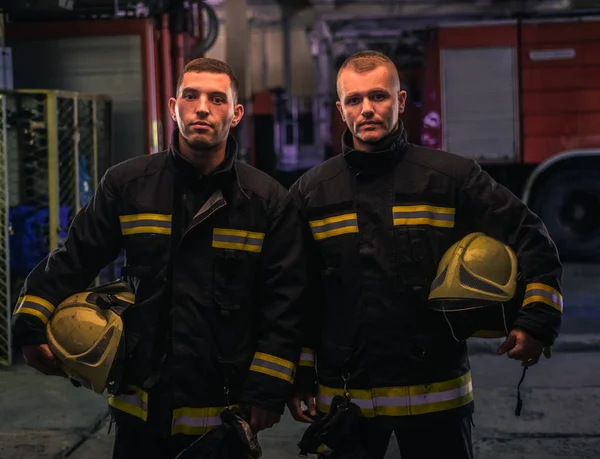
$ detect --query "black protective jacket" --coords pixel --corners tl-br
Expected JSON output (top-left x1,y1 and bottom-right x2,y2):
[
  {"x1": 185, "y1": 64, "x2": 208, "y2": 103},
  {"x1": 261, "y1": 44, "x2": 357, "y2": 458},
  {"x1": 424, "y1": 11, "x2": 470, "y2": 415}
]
[
  {"x1": 291, "y1": 124, "x2": 563, "y2": 420},
  {"x1": 12, "y1": 130, "x2": 307, "y2": 436}
]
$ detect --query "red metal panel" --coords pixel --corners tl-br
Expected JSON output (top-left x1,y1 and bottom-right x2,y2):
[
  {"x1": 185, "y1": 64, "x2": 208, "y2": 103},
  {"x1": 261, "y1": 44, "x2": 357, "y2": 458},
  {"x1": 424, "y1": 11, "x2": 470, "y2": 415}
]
[
  {"x1": 438, "y1": 24, "x2": 517, "y2": 48},
  {"x1": 6, "y1": 18, "x2": 160, "y2": 156},
  {"x1": 525, "y1": 135, "x2": 600, "y2": 163},
  {"x1": 521, "y1": 42, "x2": 600, "y2": 68},
  {"x1": 521, "y1": 21, "x2": 600, "y2": 163},
  {"x1": 522, "y1": 66, "x2": 600, "y2": 90},
  {"x1": 522, "y1": 21, "x2": 600, "y2": 44},
  {"x1": 523, "y1": 90, "x2": 600, "y2": 115},
  {"x1": 524, "y1": 113, "x2": 600, "y2": 136}
]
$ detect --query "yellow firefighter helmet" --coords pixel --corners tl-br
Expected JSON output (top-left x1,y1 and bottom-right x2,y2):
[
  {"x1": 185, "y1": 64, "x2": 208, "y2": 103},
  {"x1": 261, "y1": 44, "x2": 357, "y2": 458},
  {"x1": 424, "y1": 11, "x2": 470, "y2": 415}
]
[
  {"x1": 46, "y1": 281, "x2": 134, "y2": 394},
  {"x1": 428, "y1": 232, "x2": 520, "y2": 339}
]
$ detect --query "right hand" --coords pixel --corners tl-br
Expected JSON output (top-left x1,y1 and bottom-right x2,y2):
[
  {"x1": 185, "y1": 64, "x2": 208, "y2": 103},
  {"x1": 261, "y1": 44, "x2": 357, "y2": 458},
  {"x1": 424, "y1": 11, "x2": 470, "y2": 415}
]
[
  {"x1": 287, "y1": 392, "x2": 317, "y2": 423},
  {"x1": 22, "y1": 344, "x2": 67, "y2": 377}
]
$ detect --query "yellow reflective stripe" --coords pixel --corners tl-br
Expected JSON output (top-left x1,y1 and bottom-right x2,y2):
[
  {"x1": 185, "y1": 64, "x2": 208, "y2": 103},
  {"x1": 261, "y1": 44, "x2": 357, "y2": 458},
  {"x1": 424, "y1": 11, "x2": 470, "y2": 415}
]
[
  {"x1": 212, "y1": 228, "x2": 265, "y2": 253},
  {"x1": 13, "y1": 295, "x2": 56, "y2": 325},
  {"x1": 317, "y1": 371, "x2": 473, "y2": 417},
  {"x1": 119, "y1": 214, "x2": 172, "y2": 236},
  {"x1": 250, "y1": 352, "x2": 296, "y2": 383},
  {"x1": 523, "y1": 283, "x2": 563, "y2": 312},
  {"x1": 309, "y1": 213, "x2": 359, "y2": 240},
  {"x1": 299, "y1": 347, "x2": 315, "y2": 367},
  {"x1": 317, "y1": 444, "x2": 334, "y2": 455},
  {"x1": 392, "y1": 205, "x2": 455, "y2": 228},
  {"x1": 119, "y1": 213, "x2": 172, "y2": 222},
  {"x1": 171, "y1": 405, "x2": 239, "y2": 435},
  {"x1": 108, "y1": 386, "x2": 149, "y2": 421}
]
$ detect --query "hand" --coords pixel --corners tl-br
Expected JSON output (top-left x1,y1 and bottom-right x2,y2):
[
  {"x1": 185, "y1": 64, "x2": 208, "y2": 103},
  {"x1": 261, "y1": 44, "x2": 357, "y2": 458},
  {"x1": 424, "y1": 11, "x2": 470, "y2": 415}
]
[
  {"x1": 247, "y1": 405, "x2": 281, "y2": 432},
  {"x1": 497, "y1": 328, "x2": 545, "y2": 367},
  {"x1": 22, "y1": 344, "x2": 67, "y2": 377},
  {"x1": 287, "y1": 392, "x2": 317, "y2": 423}
]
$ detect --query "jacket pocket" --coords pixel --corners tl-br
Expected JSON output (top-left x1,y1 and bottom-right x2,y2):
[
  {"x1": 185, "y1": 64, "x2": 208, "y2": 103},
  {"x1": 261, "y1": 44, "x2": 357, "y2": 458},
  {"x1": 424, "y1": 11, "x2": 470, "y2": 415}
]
[
  {"x1": 394, "y1": 226, "x2": 433, "y2": 287},
  {"x1": 213, "y1": 250, "x2": 254, "y2": 317}
]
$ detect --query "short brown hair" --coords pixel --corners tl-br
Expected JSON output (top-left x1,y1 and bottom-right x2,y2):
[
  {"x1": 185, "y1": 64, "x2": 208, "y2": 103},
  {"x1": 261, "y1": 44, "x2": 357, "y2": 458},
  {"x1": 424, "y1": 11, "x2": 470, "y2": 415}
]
[
  {"x1": 336, "y1": 50, "x2": 400, "y2": 96},
  {"x1": 176, "y1": 57, "x2": 239, "y2": 103}
]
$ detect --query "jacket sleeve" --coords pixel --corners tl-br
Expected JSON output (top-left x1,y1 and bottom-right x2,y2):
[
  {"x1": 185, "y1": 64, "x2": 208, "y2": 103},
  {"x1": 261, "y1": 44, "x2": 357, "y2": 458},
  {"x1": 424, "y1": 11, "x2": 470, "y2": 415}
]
[
  {"x1": 11, "y1": 169, "x2": 124, "y2": 347},
  {"x1": 241, "y1": 191, "x2": 308, "y2": 414},
  {"x1": 288, "y1": 182, "x2": 321, "y2": 396},
  {"x1": 459, "y1": 161, "x2": 563, "y2": 346}
]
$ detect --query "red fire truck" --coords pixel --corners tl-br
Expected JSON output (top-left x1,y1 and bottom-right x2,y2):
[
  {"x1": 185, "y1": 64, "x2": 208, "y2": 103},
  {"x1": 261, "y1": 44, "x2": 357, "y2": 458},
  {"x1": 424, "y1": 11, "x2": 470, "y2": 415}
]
[{"x1": 418, "y1": 17, "x2": 600, "y2": 261}]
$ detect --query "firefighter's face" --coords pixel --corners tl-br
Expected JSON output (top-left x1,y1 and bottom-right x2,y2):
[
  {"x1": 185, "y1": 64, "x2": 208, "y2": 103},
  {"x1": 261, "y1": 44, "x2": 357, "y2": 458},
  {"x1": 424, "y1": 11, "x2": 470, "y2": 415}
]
[
  {"x1": 169, "y1": 71, "x2": 244, "y2": 149},
  {"x1": 336, "y1": 64, "x2": 406, "y2": 150}
]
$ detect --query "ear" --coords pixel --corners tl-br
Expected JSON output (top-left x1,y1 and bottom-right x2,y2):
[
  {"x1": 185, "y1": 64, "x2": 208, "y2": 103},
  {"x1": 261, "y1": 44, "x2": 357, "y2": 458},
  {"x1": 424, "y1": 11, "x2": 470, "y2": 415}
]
[
  {"x1": 231, "y1": 103, "x2": 245, "y2": 128},
  {"x1": 336, "y1": 100, "x2": 345, "y2": 122},
  {"x1": 168, "y1": 98, "x2": 177, "y2": 122},
  {"x1": 398, "y1": 90, "x2": 407, "y2": 114}
]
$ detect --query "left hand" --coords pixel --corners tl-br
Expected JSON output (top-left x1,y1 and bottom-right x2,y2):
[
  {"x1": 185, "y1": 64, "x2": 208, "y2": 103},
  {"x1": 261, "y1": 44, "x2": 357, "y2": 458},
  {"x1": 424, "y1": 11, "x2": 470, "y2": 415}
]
[
  {"x1": 497, "y1": 328, "x2": 545, "y2": 367},
  {"x1": 247, "y1": 405, "x2": 281, "y2": 432}
]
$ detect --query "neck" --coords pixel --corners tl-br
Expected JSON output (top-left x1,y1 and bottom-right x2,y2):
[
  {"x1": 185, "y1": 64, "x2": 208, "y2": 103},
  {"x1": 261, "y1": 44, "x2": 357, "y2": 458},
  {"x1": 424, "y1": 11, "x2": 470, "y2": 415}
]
[
  {"x1": 178, "y1": 133, "x2": 227, "y2": 175},
  {"x1": 352, "y1": 123, "x2": 399, "y2": 152}
]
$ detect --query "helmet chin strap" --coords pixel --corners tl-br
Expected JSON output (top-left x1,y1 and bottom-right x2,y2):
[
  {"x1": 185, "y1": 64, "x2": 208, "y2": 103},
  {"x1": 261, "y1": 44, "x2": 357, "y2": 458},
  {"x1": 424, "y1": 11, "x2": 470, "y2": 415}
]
[{"x1": 441, "y1": 304, "x2": 464, "y2": 343}]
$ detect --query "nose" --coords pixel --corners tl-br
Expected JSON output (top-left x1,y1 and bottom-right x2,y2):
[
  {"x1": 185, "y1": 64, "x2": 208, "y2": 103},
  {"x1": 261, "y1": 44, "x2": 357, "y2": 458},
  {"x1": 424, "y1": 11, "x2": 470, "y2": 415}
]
[
  {"x1": 196, "y1": 95, "x2": 209, "y2": 117},
  {"x1": 361, "y1": 98, "x2": 374, "y2": 118}
]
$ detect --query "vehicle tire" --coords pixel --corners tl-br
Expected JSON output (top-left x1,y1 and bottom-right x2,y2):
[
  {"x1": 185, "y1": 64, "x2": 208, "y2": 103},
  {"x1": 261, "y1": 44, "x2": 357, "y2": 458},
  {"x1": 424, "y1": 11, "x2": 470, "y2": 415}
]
[{"x1": 530, "y1": 167, "x2": 600, "y2": 262}]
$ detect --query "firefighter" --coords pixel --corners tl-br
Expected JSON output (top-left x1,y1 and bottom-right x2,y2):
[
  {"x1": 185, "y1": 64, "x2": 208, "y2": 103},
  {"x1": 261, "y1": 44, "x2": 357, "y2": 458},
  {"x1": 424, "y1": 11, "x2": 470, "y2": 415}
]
[
  {"x1": 12, "y1": 57, "x2": 307, "y2": 459},
  {"x1": 287, "y1": 50, "x2": 562, "y2": 459}
]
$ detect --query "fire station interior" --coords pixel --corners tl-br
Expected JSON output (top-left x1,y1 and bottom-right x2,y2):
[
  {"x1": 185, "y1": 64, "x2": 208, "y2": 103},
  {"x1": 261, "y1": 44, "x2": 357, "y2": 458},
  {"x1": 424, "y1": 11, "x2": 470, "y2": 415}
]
[{"x1": 1, "y1": 1, "x2": 600, "y2": 458}]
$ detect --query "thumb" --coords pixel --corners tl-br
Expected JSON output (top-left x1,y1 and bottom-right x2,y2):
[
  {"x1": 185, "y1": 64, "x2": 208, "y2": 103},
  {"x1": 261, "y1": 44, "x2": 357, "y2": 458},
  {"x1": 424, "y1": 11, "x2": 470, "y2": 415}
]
[
  {"x1": 497, "y1": 334, "x2": 515, "y2": 355},
  {"x1": 39, "y1": 344, "x2": 57, "y2": 363}
]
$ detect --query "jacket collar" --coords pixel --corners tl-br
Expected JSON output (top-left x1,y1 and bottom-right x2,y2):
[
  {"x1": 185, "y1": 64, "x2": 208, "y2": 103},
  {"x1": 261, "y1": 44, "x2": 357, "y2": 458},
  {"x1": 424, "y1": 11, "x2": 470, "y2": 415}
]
[
  {"x1": 168, "y1": 128, "x2": 250, "y2": 198},
  {"x1": 342, "y1": 121, "x2": 408, "y2": 171},
  {"x1": 169, "y1": 128, "x2": 237, "y2": 179}
]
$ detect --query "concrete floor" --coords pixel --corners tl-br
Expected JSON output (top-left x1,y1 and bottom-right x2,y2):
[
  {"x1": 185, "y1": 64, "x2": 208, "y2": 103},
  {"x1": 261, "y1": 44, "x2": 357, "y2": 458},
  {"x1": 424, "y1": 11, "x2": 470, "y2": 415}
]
[
  {"x1": 1, "y1": 262, "x2": 599, "y2": 459},
  {"x1": 2, "y1": 350, "x2": 600, "y2": 459}
]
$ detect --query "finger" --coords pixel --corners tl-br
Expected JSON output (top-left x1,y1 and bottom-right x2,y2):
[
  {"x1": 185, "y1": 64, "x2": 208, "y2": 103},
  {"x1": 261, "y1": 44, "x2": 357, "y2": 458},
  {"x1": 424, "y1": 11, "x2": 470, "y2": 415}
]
[
  {"x1": 507, "y1": 342, "x2": 526, "y2": 359},
  {"x1": 293, "y1": 402, "x2": 313, "y2": 423},
  {"x1": 306, "y1": 396, "x2": 317, "y2": 417},
  {"x1": 497, "y1": 335, "x2": 515, "y2": 355},
  {"x1": 289, "y1": 399, "x2": 309, "y2": 423}
]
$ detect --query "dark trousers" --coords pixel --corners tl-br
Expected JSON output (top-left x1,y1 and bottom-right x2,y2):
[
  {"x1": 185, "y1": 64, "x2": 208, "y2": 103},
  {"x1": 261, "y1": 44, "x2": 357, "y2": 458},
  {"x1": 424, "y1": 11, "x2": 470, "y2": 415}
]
[
  {"x1": 346, "y1": 414, "x2": 474, "y2": 459},
  {"x1": 112, "y1": 422, "x2": 248, "y2": 459}
]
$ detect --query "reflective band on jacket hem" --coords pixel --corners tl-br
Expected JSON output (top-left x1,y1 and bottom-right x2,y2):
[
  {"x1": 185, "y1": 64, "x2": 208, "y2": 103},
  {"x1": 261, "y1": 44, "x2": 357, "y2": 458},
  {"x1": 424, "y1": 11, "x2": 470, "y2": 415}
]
[
  {"x1": 119, "y1": 214, "x2": 172, "y2": 236},
  {"x1": 317, "y1": 444, "x2": 334, "y2": 456},
  {"x1": 299, "y1": 347, "x2": 315, "y2": 367},
  {"x1": 171, "y1": 405, "x2": 239, "y2": 435},
  {"x1": 309, "y1": 213, "x2": 359, "y2": 240},
  {"x1": 13, "y1": 295, "x2": 55, "y2": 325},
  {"x1": 317, "y1": 372, "x2": 473, "y2": 417},
  {"x1": 212, "y1": 228, "x2": 265, "y2": 253},
  {"x1": 249, "y1": 352, "x2": 296, "y2": 383},
  {"x1": 109, "y1": 386, "x2": 149, "y2": 421},
  {"x1": 392, "y1": 205, "x2": 455, "y2": 228},
  {"x1": 523, "y1": 283, "x2": 563, "y2": 312}
]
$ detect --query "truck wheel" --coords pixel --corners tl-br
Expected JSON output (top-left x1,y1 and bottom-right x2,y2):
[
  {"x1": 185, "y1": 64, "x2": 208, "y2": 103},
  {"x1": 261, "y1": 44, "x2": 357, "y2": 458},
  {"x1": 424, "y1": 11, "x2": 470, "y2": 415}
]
[{"x1": 530, "y1": 168, "x2": 600, "y2": 261}]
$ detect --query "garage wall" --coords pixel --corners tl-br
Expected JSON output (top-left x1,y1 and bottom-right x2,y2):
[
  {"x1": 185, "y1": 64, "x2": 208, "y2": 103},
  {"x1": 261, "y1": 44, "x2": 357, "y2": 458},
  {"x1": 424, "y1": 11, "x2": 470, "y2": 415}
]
[
  {"x1": 10, "y1": 35, "x2": 145, "y2": 164},
  {"x1": 205, "y1": 25, "x2": 320, "y2": 97}
]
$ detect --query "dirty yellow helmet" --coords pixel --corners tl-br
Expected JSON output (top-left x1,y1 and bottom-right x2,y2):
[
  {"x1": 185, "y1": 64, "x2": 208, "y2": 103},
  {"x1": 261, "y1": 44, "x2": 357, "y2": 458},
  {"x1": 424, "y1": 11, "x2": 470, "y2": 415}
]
[
  {"x1": 46, "y1": 281, "x2": 134, "y2": 394},
  {"x1": 428, "y1": 232, "x2": 521, "y2": 339}
]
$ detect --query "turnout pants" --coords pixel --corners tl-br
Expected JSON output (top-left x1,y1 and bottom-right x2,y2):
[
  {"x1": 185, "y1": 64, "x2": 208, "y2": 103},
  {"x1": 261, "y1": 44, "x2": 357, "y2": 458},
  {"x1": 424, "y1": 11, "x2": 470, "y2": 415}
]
[{"x1": 332, "y1": 414, "x2": 474, "y2": 459}]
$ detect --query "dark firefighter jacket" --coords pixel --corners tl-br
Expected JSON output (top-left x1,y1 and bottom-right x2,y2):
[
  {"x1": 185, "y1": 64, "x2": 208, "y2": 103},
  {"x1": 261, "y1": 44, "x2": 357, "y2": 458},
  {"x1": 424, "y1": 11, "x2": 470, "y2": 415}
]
[
  {"x1": 291, "y1": 123, "x2": 563, "y2": 421},
  {"x1": 12, "y1": 129, "x2": 307, "y2": 436}
]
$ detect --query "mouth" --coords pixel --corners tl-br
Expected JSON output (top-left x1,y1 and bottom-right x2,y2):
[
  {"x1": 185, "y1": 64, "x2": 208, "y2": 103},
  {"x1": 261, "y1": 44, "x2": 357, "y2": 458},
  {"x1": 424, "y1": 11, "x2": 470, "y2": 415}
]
[
  {"x1": 190, "y1": 122, "x2": 211, "y2": 129},
  {"x1": 360, "y1": 122, "x2": 381, "y2": 128}
]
